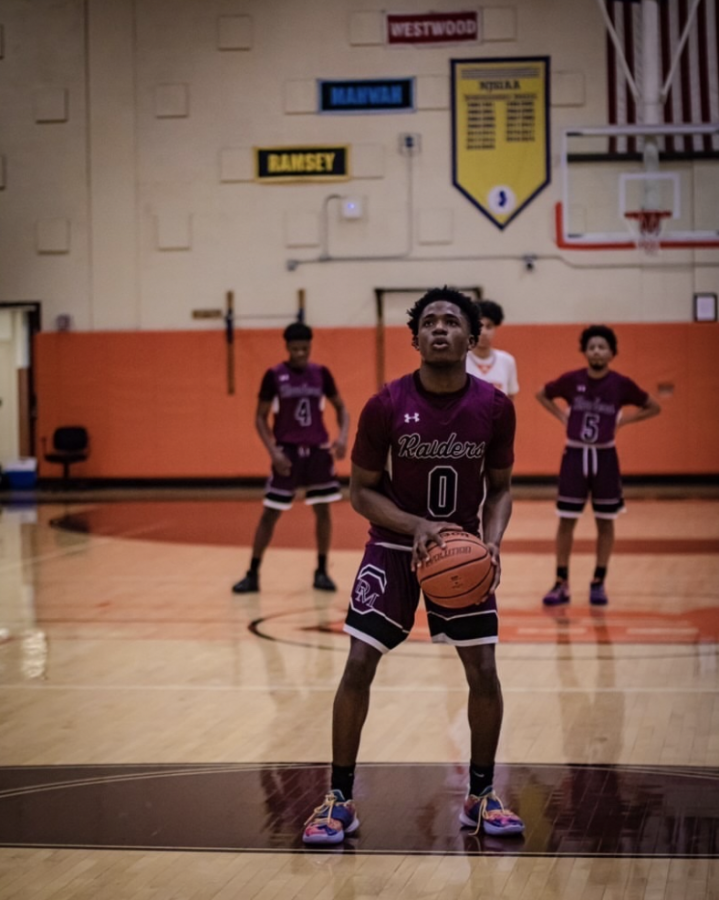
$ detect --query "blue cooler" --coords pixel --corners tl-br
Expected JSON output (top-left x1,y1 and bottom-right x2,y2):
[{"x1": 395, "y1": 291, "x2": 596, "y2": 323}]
[{"x1": 3, "y1": 458, "x2": 38, "y2": 490}]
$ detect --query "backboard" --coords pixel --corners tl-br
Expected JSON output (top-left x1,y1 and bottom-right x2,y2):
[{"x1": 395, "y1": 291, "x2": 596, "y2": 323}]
[{"x1": 556, "y1": 123, "x2": 719, "y2": 251}]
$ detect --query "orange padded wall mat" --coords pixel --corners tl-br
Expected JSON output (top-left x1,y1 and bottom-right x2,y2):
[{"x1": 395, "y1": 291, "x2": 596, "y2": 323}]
[{"x1": 35, "y1": 322, "x2": 718, "y2": 478}]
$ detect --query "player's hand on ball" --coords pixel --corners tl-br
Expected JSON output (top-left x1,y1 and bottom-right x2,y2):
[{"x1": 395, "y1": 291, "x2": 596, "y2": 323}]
[{"x1": 412, "y1": 520, "x2": 463, "y2": 571}]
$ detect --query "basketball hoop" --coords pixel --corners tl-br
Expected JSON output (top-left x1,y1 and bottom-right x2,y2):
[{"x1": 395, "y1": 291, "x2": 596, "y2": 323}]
[{"x1": 624, "y1": 210, "x2": 671, "y2": 256}]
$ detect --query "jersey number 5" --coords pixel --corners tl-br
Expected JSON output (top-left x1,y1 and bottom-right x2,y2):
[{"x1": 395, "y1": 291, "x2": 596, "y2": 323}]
[
  {"x1": 294, "y1": 398, "x2": 312, "y2": 427},
  {"x1": 580, "y1": 412, "x2": 600, "y2": 443}
]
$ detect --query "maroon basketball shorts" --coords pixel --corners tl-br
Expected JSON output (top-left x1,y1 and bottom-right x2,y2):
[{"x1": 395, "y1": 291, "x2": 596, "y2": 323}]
[
  {"x1": 344, "y1": 542, "x2": 499, "y2": 653},
  {"x1": 556, "y1": 445, "x2": 625, "y2": 519},
  {"x1": 263, "y1": 444, "x2": 341, "y2": 510}
]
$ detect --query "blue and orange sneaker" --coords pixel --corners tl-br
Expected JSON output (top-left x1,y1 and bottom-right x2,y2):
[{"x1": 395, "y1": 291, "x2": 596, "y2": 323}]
[
  {"x1": 542, "y1": 581, "x2": 570, "y2": 606},
  {"x1": 302, "y1": 789, "x2": 359, "y2": 844},
  {"x1": 460, "y1": 791, "x2": 525, "y2": 836}
]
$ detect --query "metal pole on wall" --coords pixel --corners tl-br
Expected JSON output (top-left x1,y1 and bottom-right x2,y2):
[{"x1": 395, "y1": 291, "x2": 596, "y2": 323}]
[
  {"x1": 375, "y1": 289, "x2": 385, "y2": 391},
  {"x1": 297, "y1": 288, "x2": 305, "y2": 323},
  {"x1": 641, "y1": 0, "x2": 661, "y2": 211},
  {"x1": 225, "y1": 291, "x2": 235, "y2": 395}
]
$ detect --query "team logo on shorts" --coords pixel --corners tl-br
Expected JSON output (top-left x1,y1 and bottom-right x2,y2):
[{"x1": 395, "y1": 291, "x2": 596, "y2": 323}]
[{"x1": 353, "y1": 564, "x2": 387, "y2": 609}]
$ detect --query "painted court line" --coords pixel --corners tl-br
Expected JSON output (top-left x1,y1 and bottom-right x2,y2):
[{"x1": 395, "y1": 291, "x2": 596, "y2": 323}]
[{"x1": 0, "y1": 683, "x2": 715, "y2": 694}]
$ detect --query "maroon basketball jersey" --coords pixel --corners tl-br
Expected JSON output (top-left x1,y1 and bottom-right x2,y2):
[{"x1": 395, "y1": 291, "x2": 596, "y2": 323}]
[
  {"x1": 260, "y1": 362, "x2": 337, "y2": 446},
  {"x1": 352, "y1": 372, "x2": 515, "y2": 545},
  {"x1": 544, "y1": 368, "x2": 649, "y2": 444}
]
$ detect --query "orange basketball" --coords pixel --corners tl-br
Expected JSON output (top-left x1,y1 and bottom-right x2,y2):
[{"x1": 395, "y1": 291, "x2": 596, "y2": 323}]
[{"x1": 416, "y1": 531, "x2": 495, "y2": 608}]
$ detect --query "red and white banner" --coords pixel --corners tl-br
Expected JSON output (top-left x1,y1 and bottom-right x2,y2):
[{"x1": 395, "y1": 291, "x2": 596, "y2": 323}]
[
  {"x1": 386, "y1": 11, "x2": 479, "y2": 45},
  {"x1": 606, "y1": 0, "x2": 719, "y2": 153}
]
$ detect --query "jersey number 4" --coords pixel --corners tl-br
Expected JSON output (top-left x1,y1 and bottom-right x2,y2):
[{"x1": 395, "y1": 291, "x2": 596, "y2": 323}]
[{"x1": 294, "y1": 398, "x2": 312, "y2": 427}]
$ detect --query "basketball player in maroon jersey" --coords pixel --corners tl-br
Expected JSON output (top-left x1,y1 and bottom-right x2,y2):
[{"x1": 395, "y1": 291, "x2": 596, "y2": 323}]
[
  {"x1": 303, "y1": 287, "x2": 525, "y2": 844},
  {"x1": 536, "y1": 325, "x2": 660, "y2": 607},
  {"x1": 232, "y1": 322, "x2": 350, "y2": 594}
]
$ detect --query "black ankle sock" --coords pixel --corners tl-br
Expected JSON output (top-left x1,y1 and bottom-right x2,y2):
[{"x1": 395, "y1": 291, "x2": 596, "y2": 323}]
[
  {"x1": 592, "y1": 566, "x2": 607, "y2": 583},
  {"x1": 331, "y1": 764, "x2": 356, "y2": 800},
  {"x1": 469, "y1": 763, "x2": 494, "y2": 797},
  {"x1": 249, "y1": 557, "x2": 261, "y2": 575},
  {"x1": 556, "y1": 566, "x2": 569, "y2": 582},
  {"x1": 317, "y1": 554, "x2": 328, "y2": 574}
]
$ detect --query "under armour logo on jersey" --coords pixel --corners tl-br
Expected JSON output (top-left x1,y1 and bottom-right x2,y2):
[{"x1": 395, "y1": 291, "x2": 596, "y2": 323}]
[
  {"x1": 279, "y1": 374, "x2": 289, "y2": 381},
  {"x1": 404, "y1": 413, "x2": 420, "y2": 423},
  {"x1": 577, "y1": 385, "x2": 586, "y2": 392}
]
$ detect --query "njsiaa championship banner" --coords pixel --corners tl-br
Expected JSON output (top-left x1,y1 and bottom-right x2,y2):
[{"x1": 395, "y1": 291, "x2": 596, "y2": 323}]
[{"x1": 451, "y1": 57, "x2": 550, "y2": 229}]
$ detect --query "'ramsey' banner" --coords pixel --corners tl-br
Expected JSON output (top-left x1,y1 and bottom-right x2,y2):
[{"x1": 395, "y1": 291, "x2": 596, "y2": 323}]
[
  {"x1": 451, "y1": 57, "x2": 550, "y2": 229},
  {"x1": 255, "y1": 146, "x2": 349, "y2": 182},
  {"x1": 387, "y1": 11, "x2": 479, "y2": 45}
]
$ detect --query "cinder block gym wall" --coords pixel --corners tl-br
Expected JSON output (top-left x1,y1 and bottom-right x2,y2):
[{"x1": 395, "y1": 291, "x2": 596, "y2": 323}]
[{"x1": 3, "y1": 0, "x2": 717, "y2": 478}]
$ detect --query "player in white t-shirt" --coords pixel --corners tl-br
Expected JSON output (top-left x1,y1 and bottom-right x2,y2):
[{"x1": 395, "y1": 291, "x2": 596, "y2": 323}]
[{"x1": 465, "y1": 300, "x2": 519, "y2": 399}]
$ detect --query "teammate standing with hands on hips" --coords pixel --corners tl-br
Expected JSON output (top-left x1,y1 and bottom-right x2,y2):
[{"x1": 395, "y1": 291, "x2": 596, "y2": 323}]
[
  {"x1": 302, "y1": 287, "x2": 525, "y2": 845},
  {"x1": 232, "y1": 321, "x2": 350, "y2": 595},
  {"x1": 536, "y1": 325, "x2": 660, "y2": 607}
]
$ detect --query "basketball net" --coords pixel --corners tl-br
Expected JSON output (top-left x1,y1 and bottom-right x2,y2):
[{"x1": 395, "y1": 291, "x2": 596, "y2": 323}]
[{"x1": 624, "y1": 210, "x2": 671, "y2": 256}]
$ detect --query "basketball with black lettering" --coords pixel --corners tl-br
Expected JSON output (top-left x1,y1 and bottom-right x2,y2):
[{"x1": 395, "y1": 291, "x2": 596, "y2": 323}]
[{"x1": 416, "y1": 532, "x2": 495, "y2": 608}]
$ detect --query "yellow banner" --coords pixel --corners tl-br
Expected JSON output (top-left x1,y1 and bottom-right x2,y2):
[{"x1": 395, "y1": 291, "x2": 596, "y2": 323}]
[{"x1": 452, "y1": 57, "x2": 550, "y2": 228}]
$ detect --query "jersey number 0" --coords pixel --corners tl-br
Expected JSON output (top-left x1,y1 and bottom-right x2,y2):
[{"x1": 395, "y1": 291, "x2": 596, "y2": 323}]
[{"x1": 427, "y1": 466, "x2": 458, "y2": 517}]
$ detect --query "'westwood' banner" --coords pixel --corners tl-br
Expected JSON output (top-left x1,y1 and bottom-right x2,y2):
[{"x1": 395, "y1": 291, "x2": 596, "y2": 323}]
[
  {"x1": 451, "y1": 57, "x2": 550, "y2": 229},
  {"x1": 387, "y1": 11, "x2": 479, "y2": 45}
]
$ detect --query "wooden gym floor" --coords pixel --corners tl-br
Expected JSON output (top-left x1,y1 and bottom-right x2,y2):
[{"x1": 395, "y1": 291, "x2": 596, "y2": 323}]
[{"x1": 0, "y1": 490, "x2": 718, "y2": 898}]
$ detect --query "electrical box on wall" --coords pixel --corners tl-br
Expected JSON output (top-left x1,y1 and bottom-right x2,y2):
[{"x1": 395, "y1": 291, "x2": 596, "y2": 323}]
[{"x1": 399, "y1": 133, "x2": 421, "y2": 156}]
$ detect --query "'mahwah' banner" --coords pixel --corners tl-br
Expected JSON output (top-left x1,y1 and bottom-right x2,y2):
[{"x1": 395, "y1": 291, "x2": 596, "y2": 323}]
[
  {"x1": 255, "y1": 146, "x2": 349, "y2": 182},
  {"x1": 451, "y1": 57, "x2": 550, "y2": 229},
  {"x1": 319, "y1": 78, "x2": 415, "y2": 114}
]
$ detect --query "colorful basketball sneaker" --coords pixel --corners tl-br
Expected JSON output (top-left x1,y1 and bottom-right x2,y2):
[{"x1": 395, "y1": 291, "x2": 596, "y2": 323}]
[
  {"x1": 460, "y1": 791, "x2": 525, "y2": 836},
  {"x1": 542, "y1": 581, "x2": 570, "y2": 606},
  {"x1": 302, "y1": 789, "x2": 359, "y2": 844},
  {"x1": 589, "y1": 582, "x2": 609, "y2": 605}
]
